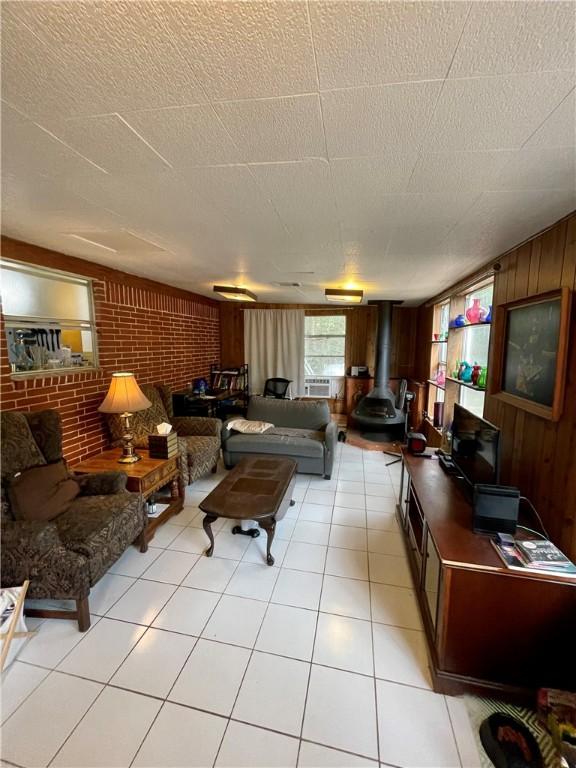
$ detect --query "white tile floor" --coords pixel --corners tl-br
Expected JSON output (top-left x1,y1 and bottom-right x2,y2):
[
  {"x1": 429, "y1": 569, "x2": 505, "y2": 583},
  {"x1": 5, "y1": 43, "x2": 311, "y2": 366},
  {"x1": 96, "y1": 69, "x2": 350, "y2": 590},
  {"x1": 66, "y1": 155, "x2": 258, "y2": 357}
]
[{"x1": 1, "y1": 443, "x2": 480, "y2": 768}]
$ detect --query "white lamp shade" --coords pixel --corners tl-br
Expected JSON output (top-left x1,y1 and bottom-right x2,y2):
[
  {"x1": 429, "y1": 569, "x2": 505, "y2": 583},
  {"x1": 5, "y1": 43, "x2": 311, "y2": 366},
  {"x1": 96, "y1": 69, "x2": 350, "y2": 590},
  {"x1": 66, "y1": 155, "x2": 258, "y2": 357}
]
[{"x1": 98, "y1": 372, "x2": 152, "y2": 414}]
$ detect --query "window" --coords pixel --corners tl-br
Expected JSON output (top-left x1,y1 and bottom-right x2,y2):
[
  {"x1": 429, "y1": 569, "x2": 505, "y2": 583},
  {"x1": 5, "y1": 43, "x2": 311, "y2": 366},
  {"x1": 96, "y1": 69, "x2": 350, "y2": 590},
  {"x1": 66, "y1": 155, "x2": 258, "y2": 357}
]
[
  {"x1": 460, "y1": 282, "x2": 493, "y2": 417},
  {"x1": 1, "y1": 260, "x2": 98, "y2": 374},
  {"x1": 304, "y1": 315, "x2": 346, "y2": 376}
]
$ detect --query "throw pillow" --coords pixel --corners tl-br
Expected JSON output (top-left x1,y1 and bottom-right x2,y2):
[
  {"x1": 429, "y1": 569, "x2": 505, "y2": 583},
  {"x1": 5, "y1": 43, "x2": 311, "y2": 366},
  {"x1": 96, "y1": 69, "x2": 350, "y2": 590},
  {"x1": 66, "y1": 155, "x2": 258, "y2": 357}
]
[
  {"x1": 228, "y1": 418, "x2": 274, "y2": 434},
  {"x1": 7, "y1": 461, "x2": 80, "y2": 522}
]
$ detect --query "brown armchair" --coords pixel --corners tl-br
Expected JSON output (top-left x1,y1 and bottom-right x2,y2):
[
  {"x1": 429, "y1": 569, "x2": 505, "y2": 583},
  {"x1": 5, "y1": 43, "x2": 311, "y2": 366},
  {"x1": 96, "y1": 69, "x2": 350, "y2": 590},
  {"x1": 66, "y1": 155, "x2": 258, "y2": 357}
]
[
  {"x1": 1, "y1": 411, "x2": 146, "y2": 631},
  {"x1": 104, "y1": 384, "x2": 221, "y2": 486}
]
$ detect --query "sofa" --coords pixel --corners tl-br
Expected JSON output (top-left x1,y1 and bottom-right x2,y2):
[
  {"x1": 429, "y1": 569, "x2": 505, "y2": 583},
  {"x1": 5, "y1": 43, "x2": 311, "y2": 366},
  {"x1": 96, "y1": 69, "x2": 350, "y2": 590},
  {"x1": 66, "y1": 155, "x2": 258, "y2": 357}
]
[
  {"x1": 105, "y1": 384, "x2": 221, "y2": 487},
  {"x1": 222, "y1": 396, "x2": 337, "y2": 478},
  {"x1": 1, "y1": 410, "x2": 146, "y2": 631}
]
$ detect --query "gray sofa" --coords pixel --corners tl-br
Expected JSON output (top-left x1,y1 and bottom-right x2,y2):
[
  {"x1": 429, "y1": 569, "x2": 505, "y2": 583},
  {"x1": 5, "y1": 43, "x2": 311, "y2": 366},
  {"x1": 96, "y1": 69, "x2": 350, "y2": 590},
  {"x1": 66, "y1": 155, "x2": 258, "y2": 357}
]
[{"x1": 221, "y1": 397, "x2": 337, "y2": 478}]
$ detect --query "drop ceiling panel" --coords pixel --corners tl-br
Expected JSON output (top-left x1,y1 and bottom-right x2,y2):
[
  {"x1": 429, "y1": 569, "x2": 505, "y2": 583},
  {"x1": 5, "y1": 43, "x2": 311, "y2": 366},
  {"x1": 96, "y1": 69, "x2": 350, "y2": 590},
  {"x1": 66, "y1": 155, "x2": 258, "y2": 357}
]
[
  {"x1": 118, "y1": 105, "x2": 241, "y2": 168},
  {"x1": 44, "y1": 114, "x2": 171, "y2": 175},
  {"x1": 332, "y1": 155, "x2": 417, "y2": 196},
  {"x1": 213, "y1": 95, "x2": 325, "y2": 163},
  {"x1": 525, "y1": 91, "x2": 576, "y2": 148},
  {"x1": 5, "y1": 1, "x2": 206, "y2": 117},
  {"x1": 425, "y1": 71, "x2": 575, "y2": 151},
  {"x1": 494, "y1": 147, "x2": 576, "y2": 191},
  {"x1": 449, "y1": 1, "x2": 576, "y2": 79},
  {"x1": 250, "y1": 160, "x2": 338, "y2": 241},
  {"x1": 408, "y1": 150, "x2": 515, "y2": 193},
  {"x1": 309, "y1": 1, "x2": 469, "y2": 89},
  {"x1": 1, "y1": 0, "x2": 575, "y2": 305},
  {"x1": 1, "y1": 108, "x2": 107, "y2": 184},
  {"x1": 322, "y1": 81, "x2": 443, "y2": 158},
  {"x1": 69, "y1": 230, "x2": 166, "y2": 254},
  {"x1": 165, "y1": 0, "x2": 317, "y2": 101}
]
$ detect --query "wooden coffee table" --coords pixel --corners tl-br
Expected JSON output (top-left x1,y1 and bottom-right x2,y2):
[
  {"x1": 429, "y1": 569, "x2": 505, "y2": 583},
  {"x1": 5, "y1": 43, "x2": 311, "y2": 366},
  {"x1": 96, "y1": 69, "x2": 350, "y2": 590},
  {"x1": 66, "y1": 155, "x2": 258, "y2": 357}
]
[
  {"x1": 73, "y1": 447, "x2": 184, "y2": 552},
  {"x1": 199, "y1": 457, "x2": 297, "y2": 565}
]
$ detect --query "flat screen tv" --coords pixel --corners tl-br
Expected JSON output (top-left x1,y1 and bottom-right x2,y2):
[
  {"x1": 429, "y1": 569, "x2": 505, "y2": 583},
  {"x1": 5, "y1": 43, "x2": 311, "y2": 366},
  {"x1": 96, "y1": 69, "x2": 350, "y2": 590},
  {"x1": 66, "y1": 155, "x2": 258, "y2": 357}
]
[{"x1": 450, "y1": 404, "x2": 500, "y2": 486}]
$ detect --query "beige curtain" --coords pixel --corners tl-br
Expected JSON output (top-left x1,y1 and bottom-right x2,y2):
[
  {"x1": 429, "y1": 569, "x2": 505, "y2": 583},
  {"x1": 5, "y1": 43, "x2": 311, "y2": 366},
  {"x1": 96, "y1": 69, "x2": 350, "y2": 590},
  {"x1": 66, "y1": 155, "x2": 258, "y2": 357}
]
[{"x1": 244, "y1": 309, "x2": 305, "y2": 396}]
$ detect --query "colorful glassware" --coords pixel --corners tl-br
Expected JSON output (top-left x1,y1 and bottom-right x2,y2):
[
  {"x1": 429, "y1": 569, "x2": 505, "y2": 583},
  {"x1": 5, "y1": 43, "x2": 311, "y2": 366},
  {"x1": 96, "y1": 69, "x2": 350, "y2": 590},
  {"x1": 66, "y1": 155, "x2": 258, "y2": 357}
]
[
  {"x1": 454, "y1": 314, "x2": 466, "y2": 327},
  {"x1": 471, "y1": 364, "x2": 482, "y2": 386},
  {"x1": 466, "y1": 298, "x2": 488, "y2": 324},
  {"x1": 477, "y1": 367, "x2": 487, "y2": 389},
  {"x1": 484, "y1": 305, "x2": 492, "y2": 324},
  {"x1": 461, "y1": 362, "x2": 473, "y2": 383}
]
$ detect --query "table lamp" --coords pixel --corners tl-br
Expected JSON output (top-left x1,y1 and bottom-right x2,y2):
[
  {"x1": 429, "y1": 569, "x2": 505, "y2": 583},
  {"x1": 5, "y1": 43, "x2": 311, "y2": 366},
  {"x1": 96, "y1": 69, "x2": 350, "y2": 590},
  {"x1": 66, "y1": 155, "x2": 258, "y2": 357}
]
[{"x1": 98, "y1": 372, "x2": 152, "y2": 463}]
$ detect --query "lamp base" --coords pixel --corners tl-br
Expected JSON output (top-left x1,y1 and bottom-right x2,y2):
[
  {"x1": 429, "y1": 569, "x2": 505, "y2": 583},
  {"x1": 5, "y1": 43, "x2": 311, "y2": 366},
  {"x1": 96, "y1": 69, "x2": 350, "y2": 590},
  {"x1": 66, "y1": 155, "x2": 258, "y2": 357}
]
[{"x1": 117, "y1": 452, "x2": 142, "y2": 464}]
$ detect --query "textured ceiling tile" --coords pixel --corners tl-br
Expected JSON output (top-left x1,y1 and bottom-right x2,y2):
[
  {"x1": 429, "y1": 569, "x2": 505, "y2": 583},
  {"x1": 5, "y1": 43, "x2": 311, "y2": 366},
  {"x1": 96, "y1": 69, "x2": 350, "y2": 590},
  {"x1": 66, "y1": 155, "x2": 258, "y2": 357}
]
[
  {"x1": 425, "y1": 71, "x2": 576, "y2": 151},
  {"x1": 249, "y1": 160, "x2": 338, "y2": 240},
  {"x1": 213, "y1": 95, "x2": 325, "y2": 163},
  {"x1": 322, "y1": 81, "x2": 443, "y2": 158},
  {"x1": 44, "y1": 114, "x2": 171, "y2": 175},
  {"x1": 450, "y1": 1, "x2": 576, "y2": 79},
  {"x1": 4, "y1": 1, "x2": 206, "y2": 117},
  {"x1": 310, "y1": 1, "x2": 468, "y2": 89},
  {"x1": 525, "y1": 90, "x2": 576, "y2": 148},
  {"x1": 119, "y1": 105, "x2": 241, "y2": 168},
  {"x1": 445, "y1": 189, "x2": 576, "y2": 257},
  {"x1": 408, "y1": 150, "x2": 515, "y2": 192},
  {"x1": 1, "y1": 109, "x2": 109, "y2": 181},
  {"x1": 332, "y1": 155, "x2": 417, "y2": 196},
  {"x1": 386, "y1": 226, "x2": 451, "y2": 258},
  {"x1": 492, "y1": 147, "x2": 576, "y2": 191},
  {"x1": 165, "y1": 1, "x2": 317, "y2": 101}
]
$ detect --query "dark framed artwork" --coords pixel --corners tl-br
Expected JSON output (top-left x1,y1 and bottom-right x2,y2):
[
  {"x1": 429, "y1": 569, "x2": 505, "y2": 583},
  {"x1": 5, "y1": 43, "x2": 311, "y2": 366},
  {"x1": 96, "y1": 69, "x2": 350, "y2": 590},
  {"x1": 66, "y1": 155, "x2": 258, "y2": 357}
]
[{"x1": 489, "y1": 288, "x2": 572, "y2": 421}]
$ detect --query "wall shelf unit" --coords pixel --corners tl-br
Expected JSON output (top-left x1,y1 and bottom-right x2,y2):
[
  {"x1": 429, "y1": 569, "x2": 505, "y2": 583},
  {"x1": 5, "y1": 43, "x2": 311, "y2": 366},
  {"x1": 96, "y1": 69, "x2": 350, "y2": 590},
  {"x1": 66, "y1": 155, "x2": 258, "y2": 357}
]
[{"x1": 425, "y1": 280, "x2": 494, "y2": 438}]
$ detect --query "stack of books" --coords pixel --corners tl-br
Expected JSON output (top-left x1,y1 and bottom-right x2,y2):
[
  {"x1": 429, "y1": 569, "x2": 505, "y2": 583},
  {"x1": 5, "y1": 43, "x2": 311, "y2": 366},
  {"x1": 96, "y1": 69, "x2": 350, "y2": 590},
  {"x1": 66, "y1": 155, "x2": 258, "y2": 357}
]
[
  {"x1": 148, "y1": 431, "x2": 178, "y2": 459},
  {"x1": 492, "y1": 537, "x2": 576, "y2": 575}
]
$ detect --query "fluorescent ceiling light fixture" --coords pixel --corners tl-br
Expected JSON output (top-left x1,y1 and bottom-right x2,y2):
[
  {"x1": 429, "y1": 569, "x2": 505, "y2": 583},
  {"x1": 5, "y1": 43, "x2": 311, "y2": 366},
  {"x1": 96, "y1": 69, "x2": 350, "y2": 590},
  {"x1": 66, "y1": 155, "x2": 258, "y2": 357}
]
[
  {"x1": 213, "y1": 285, "x2": 257, "y2": 302},
  {"x1": 67, "y1": 234, "x2": 117, "y2": 253},
  {"x1": 325, "y1": 288, "x2": 364, "y2": 304}
]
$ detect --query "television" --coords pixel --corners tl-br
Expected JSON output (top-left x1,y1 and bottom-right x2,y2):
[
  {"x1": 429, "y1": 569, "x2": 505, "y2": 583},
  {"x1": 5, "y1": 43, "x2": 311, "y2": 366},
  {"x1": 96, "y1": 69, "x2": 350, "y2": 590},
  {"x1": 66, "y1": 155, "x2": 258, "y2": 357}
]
[{"x1": 450, "y1": 404, "x2": 500, "y2": 487}]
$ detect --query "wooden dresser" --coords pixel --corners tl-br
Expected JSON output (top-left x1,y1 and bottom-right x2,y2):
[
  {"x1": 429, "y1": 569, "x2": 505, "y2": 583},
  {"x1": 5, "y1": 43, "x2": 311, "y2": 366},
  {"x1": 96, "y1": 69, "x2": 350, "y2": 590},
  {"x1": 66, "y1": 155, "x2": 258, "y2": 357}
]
[{"x1": 398, "y1": 452, "x2": 576, "y2": 698}]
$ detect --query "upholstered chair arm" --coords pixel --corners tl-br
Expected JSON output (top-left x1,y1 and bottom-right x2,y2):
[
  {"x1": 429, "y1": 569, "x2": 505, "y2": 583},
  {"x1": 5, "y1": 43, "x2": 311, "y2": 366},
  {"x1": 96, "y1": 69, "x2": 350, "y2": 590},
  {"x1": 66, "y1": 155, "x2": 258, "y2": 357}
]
[
  {"x1": 323, "y1": 421, "x2": 338, "y2": 479},
  {"x1": 221, "y1": 418, "x2": 237, "y2": 444},
  {"x1": 172, "y1": 417, "x2": 222, "y2": 437},
  {"x1": 1, "y1": 519, "x2": 90, "y2": 598},
  {"x1": 75, "y1": 472, "x2": 128, "y2": 496}
]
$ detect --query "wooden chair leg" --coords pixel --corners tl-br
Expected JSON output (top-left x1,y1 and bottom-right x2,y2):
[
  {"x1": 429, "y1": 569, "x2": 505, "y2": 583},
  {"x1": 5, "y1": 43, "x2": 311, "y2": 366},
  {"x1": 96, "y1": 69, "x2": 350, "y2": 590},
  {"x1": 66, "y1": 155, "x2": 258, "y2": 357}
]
[{"x1": 76, "y1": 596, "x2": 91, "y2": 632}]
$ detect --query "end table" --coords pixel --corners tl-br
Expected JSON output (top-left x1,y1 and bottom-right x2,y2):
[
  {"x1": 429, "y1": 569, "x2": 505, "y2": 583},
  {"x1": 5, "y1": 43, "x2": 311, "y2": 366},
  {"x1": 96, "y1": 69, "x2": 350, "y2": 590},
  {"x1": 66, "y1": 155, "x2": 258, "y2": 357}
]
[{"x1": 73, "y1": 448, "x2": 184, "y2": 552}]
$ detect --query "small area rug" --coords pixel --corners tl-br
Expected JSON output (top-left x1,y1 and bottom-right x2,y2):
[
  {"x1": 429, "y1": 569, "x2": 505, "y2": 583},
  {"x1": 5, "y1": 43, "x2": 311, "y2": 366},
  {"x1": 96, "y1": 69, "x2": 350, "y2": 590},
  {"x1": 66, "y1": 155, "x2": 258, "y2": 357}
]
[{"x1": 463, "y1": 694, "x2": 560, "y2": 768}]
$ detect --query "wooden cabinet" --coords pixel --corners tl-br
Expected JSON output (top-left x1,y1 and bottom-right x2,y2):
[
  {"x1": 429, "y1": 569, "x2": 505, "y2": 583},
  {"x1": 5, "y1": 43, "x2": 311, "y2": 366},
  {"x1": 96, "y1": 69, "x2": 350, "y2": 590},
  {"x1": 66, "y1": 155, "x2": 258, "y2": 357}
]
[
  {"x1": 345, "y1": 376, "x2": 373, "y2": 418},
  {"x1": 398, "y1": 453, "x2": 576, "y2": 697}
]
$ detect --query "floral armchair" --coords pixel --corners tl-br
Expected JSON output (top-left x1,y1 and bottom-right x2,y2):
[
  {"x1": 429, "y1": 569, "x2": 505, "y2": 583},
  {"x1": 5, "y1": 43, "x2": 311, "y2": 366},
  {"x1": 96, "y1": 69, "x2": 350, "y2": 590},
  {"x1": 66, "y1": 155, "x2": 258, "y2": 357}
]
[
  {"x1": 1, "y1": 410, "x2": 146, "y2": 631},
  {"x1": 105, "y1": 384, "x2": 221, "y2": 486}
]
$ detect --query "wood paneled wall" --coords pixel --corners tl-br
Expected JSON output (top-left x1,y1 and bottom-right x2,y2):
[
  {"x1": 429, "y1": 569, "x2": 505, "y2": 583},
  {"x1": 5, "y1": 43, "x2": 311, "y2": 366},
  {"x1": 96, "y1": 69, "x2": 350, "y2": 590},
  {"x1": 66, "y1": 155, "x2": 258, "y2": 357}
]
[
  {"x1": 413, "y1": 212, "x2": 576, "y2": 559},
  {"x1": 484, "y1": 213, "x2": 576, "y2": 559},
  {"x1": 219, "y1": 302, "x2": 418, "y2": 379}
]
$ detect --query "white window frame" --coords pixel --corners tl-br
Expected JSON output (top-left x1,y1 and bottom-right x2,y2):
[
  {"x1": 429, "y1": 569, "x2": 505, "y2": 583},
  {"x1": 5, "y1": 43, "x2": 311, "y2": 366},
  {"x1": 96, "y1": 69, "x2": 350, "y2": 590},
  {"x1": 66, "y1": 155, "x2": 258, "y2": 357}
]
[
  {"x1": 304, "y1": 314, "x2": 346, "y2": 378},
  {"x1": 1, "y1": 259, "x2": 98, "y2": 376}
]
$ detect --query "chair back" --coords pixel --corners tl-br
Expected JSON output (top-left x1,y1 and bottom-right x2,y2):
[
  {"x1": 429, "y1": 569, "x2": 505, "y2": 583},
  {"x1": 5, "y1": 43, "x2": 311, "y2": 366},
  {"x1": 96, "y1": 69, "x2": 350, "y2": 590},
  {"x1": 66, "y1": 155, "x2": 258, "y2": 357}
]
[
  {"x1": 263, "y1": 378, "x2": 292, "y2": 399},
  {"x1": 104, "y1": 384, "x2": 169, "y2": 449}
]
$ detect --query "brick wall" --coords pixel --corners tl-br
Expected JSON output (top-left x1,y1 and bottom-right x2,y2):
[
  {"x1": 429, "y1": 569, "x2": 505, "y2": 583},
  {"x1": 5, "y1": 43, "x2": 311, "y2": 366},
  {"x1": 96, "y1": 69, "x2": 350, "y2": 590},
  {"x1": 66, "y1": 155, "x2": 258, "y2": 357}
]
[{"x1": 0, "y1": 239, "x2": 220, "y2": 464}]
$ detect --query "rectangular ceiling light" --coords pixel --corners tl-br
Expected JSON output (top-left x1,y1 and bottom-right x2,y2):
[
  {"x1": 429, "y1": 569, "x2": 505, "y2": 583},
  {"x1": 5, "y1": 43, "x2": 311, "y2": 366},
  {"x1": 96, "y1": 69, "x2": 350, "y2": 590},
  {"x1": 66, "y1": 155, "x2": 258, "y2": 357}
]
[
  {"x1": 325, "y1": 288, "x2": 364, "y2": 304},
  {"x1": 213, "y1": 285, "x2": 257, "y2": 302}
]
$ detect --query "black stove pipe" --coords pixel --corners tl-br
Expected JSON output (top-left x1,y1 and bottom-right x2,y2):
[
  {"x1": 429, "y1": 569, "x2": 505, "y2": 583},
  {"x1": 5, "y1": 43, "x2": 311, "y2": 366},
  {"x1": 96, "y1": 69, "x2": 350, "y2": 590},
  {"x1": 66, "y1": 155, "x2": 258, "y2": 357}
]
[{"x1": 372, "y1": 300, "x2": 393, "y2": 393}]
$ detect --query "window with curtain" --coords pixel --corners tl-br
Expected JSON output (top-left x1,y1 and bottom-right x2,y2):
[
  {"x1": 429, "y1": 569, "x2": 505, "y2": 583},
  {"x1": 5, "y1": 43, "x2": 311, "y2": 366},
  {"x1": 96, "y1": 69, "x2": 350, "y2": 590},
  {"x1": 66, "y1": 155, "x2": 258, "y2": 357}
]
[{"x1": 304, "y1": 315, "x2": 346, "y2": 376}]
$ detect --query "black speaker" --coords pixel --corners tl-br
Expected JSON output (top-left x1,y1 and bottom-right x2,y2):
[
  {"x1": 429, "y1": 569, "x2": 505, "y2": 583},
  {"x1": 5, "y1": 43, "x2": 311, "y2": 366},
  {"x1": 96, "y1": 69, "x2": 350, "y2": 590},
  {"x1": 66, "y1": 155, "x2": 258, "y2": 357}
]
[{"x1": 472, "y1": 484, "x2": 520, "y2": 534}]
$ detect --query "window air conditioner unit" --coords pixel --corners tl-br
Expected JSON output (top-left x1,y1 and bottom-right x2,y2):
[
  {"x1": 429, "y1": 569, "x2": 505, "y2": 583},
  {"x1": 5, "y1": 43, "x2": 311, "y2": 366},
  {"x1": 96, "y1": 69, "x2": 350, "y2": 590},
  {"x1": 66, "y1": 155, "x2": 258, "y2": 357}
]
[{"x1": 304, "y1": 378, "x2": 331, "y2": 398}]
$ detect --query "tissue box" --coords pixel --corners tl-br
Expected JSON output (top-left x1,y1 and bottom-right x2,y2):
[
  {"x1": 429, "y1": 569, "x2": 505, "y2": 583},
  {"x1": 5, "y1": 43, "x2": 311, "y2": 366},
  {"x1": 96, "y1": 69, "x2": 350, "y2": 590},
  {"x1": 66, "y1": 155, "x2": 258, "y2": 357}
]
[{"x1": 148, "y1": 432, "x2": 178, "y2": 459}]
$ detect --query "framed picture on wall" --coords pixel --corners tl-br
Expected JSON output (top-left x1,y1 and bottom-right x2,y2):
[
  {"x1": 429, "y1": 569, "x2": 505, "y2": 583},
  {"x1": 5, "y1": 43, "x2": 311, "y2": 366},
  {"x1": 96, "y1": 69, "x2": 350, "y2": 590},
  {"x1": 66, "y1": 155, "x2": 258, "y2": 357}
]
[{"x1": 489, "y1": 287, "x2": 572, "y2": 421}]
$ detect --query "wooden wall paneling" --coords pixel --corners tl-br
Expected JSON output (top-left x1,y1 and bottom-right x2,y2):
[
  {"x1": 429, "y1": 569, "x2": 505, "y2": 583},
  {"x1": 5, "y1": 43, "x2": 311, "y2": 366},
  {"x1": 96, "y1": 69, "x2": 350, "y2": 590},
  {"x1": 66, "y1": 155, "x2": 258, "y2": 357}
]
[
  {"x1": 219, "y1": 303, "x2": 244, "y2": 366},
  {"x1": 537, "y1": 220, "x2": 567, "y2": 293}
]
